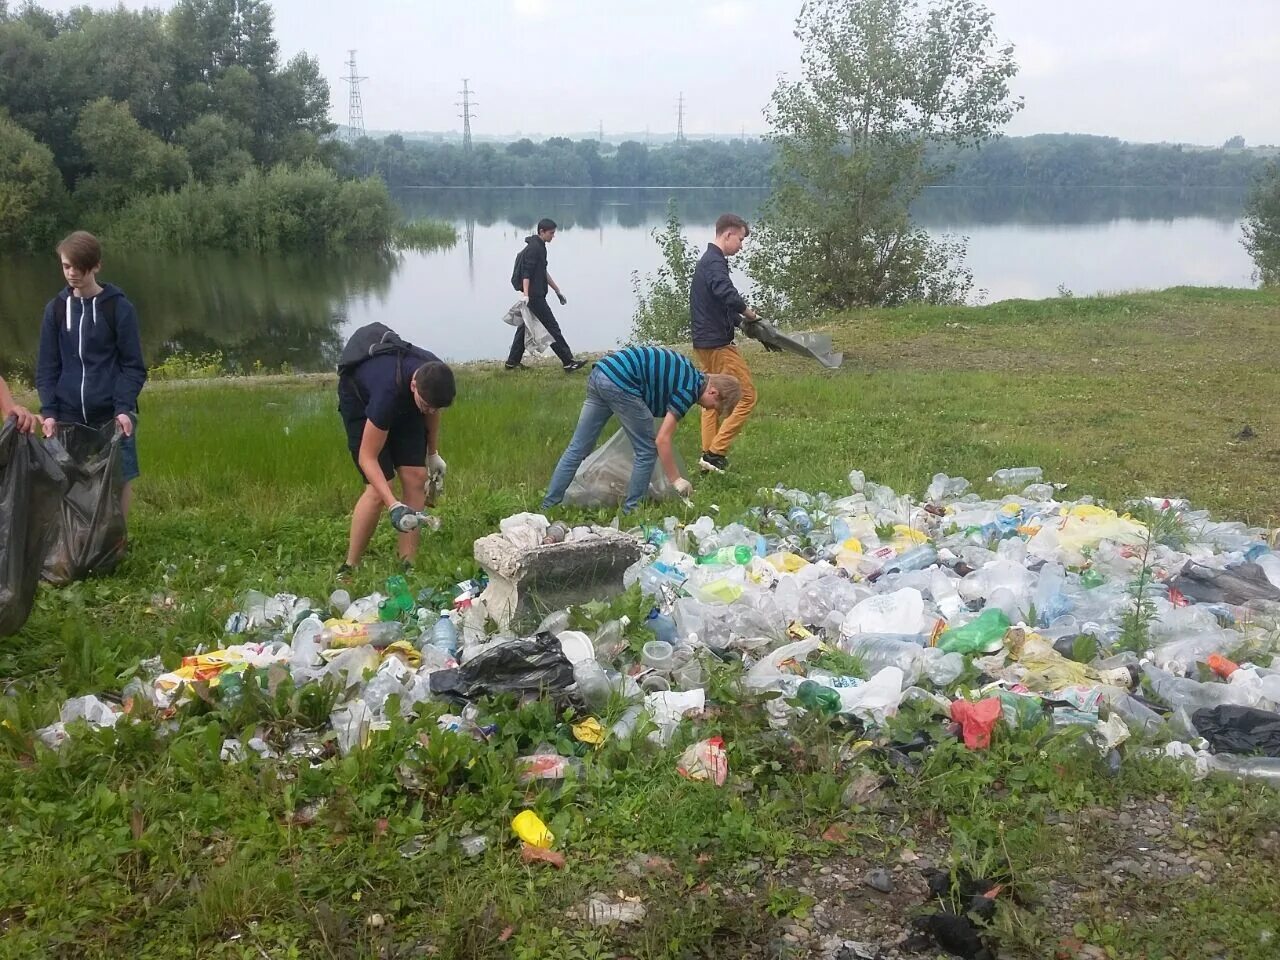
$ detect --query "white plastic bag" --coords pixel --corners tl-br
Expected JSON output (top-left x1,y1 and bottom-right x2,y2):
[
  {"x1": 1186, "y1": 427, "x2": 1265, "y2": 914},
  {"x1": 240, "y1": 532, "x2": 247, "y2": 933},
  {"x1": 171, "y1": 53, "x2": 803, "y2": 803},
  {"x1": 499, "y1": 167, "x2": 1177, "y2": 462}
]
[
  {"x1": 836, "y1": 666, "x2": 906, "y2": 723},
  {"x1": 841, "y1": 588, "x2": 926, "y2": 636}
]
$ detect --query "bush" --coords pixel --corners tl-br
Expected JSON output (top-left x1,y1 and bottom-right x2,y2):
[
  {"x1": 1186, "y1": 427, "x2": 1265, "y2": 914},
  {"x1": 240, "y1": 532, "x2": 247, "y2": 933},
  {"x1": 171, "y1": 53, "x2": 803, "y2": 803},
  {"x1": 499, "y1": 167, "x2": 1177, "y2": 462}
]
[
  {"x1": 628, "y1": 200, "x2": 698, "y2": 345},
  {"x1": 101, "y1": 162, "x2": 398, "y2": 252},
  {"x1": 0, "y1": 112, "x2": 68, "y2": 251},
  {"x1": 1243, "y1": 163, "x2": 1280, "y2": 287}
]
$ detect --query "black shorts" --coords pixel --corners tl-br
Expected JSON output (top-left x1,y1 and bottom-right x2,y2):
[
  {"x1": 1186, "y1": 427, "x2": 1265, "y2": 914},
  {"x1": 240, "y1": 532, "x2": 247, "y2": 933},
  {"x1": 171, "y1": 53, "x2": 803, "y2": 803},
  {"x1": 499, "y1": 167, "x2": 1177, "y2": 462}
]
[{"x1": 339, "y1": 391, "x2": 428, "y2": 483}]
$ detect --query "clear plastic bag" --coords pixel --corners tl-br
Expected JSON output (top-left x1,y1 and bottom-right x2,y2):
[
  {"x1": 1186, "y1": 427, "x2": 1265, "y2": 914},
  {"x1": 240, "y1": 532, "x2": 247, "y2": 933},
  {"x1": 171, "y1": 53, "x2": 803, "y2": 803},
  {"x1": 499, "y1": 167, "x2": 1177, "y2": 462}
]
[{"x1": 562, "y1": 427, "x2": 686, "y2": 508}]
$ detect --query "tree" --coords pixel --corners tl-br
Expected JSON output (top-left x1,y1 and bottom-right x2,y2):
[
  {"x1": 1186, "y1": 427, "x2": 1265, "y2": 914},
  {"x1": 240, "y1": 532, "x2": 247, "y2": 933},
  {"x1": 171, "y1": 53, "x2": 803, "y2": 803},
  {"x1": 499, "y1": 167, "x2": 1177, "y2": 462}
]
[
  {"x1": 0, "y1": 111, "x2": 66, "y2": 248},
  {"x1": 75, "y1": 98, "x2": 190, "y2": 208},
  {"x1": 1243, "y1": 164, "x2": 1280, "y2": 286},
  {"x1": 1224, "y1": 135, "x2": 1245, "y2": 150},
  {"x1": 178, "y1": 112, "x2": 252, "y2": 183},
  {"x1": 747, "y1": 0, "x2": 1021, "y2": 315}
]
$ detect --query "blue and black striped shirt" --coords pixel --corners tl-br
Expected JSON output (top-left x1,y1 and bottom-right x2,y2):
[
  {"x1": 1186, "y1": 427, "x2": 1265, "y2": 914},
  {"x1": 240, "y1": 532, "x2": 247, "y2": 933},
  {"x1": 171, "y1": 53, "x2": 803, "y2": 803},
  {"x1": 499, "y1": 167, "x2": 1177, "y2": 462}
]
[{"x1": 595, "y1": 347, "x2": 706, "y2": 419}]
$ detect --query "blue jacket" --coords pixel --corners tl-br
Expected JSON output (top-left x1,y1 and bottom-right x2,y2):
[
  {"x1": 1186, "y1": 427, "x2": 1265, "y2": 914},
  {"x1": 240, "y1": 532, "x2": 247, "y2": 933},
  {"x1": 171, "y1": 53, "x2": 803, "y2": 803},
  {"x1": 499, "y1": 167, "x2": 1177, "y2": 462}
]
[
  {"x1": 36, "y1": 283, "x2": 147, "y2": 424},
  {"x1": 689, "y1": 244, "x2": 748, "y2": 349}
]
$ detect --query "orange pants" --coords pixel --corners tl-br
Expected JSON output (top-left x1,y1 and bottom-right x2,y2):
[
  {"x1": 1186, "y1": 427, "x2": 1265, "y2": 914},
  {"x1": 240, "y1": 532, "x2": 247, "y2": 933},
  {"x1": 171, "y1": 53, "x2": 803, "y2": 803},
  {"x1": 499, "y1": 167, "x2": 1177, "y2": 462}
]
[{"x1": 694, "y1": 345, "x2": 756, "y2": 456}]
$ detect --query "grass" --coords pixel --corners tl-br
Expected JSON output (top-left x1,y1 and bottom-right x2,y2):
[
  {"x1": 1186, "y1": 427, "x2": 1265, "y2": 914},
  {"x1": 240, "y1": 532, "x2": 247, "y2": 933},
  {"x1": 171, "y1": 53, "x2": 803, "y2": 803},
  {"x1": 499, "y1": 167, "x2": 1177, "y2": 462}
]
[
  {"x1": 394, "y1": 218, "x2": 459, "y2": 251},
  {"x1": 2, "y1": 286, "x2": 1280, "y2": 958}
]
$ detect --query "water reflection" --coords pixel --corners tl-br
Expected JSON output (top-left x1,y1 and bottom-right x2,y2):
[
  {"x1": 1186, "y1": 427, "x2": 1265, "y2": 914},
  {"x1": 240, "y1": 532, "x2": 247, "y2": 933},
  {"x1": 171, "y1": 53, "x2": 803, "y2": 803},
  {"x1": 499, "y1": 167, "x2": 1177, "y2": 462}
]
[{"x1": 0, "y1": 249, "x2": 397, "y2": 380}]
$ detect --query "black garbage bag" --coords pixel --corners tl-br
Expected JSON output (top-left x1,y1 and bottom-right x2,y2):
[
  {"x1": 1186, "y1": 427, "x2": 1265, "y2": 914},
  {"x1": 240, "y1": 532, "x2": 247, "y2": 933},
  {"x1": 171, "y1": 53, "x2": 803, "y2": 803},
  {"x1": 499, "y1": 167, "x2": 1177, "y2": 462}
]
[
  {"x1": 0, "y1": 420, "x2": 70, "y2": 635},
  {"x1": 41, "y1": 422, "x2": 128, "y2": 586},
  {"x1": 1169, "y1": 560, "x2": 1280, "y2": 606},
  {"x1": 1193, "y1": 704, "x2": 1280, "y2": 757},
  {"x1": 429, "y1": 633, "x2": 575, "y2": 702}
]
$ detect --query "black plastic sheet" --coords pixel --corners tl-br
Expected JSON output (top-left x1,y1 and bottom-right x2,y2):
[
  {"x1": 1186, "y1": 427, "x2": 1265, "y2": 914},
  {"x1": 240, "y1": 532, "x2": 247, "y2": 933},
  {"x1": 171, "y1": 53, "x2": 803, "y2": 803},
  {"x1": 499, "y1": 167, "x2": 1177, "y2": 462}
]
[
  {"x1": 42, "y1": 422, "x2": 128, "y2": 586},
  {"x1": 1193, "y1": 704, "x2": 1280, "y2": 757},
  {"x1": 429, "y1": 633, "x2": 575, "y2": 702},
  {"x1": 0, "y1": 420, "x2": 69, "y2": 635}
]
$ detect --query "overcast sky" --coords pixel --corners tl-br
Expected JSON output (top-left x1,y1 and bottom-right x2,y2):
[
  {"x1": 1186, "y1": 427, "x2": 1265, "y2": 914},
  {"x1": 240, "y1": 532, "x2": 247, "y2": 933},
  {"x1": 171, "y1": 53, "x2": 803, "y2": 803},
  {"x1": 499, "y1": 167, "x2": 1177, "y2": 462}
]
[{"x1": 45, "y1": 0, "x2": 1280, "y2": 144}]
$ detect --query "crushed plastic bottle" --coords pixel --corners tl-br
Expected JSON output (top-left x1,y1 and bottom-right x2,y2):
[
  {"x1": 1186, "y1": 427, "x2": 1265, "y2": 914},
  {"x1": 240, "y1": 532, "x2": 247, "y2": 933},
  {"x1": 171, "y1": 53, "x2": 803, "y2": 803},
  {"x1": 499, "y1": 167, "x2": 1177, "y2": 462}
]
[{"x1": 989, "y1": 466, "x2": 1044, "y2": 489}]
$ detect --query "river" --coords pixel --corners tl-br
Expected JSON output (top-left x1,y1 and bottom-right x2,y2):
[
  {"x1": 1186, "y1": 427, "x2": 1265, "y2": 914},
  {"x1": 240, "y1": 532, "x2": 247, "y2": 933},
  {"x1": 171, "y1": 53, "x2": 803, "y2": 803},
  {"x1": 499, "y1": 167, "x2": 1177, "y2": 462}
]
[{"x1": 0, "y1": 186, "x2": 1255, "y2": 379}]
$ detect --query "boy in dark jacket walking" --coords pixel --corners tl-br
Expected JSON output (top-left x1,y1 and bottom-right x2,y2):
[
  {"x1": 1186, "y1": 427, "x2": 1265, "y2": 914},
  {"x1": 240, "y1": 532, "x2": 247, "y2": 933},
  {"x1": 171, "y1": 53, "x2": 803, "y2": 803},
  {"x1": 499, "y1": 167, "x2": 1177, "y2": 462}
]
[
  {"x1": 689, "y1": 213, "x2": 759, "y2": 474},
  {"x1": 36, "y1": 231, "x2": 147, "y2": 519},
  {"x1": 507, "y1": 218, "x2": 585, "y2": 372}
]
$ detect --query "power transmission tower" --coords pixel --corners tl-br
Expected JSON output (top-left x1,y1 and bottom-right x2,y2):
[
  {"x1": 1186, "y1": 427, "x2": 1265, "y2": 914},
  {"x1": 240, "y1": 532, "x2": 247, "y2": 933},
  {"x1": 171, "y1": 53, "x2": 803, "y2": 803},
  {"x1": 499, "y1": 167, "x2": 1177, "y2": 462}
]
[
  {"x1": 343, "y1": 49, "x2": 366, "y2": 141},
  {"x1": 676, "y1": 92, "x2": 686, "y2": 144},
  {"x1": 457, "y1": 79, "x2": 476, "y2": 152}
]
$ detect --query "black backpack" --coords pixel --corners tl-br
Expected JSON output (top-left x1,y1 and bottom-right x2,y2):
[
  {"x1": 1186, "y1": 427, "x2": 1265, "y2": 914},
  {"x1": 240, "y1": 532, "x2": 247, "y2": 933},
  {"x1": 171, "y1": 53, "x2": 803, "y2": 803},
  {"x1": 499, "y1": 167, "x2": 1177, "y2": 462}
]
[
  {"x1": 337, "y1": 323, "x2": 434, "y2": 399},
  {"x1": 510, "y1": 247, "x2": 525, "y2": 292}
]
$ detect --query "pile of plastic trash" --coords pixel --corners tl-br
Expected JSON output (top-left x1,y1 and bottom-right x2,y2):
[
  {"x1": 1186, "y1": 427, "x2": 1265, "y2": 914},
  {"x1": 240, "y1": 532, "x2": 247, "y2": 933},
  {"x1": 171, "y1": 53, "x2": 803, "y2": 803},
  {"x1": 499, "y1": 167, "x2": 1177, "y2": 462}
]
[{"x1": 36, "y1": 466, "x2": 1280, "y2": 788}]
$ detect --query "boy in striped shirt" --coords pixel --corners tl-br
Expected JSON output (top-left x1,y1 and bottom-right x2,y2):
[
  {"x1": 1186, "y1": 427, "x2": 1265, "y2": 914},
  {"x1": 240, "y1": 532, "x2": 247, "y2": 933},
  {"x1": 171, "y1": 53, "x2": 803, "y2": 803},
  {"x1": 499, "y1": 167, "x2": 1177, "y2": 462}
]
[{"x1": 542, "y1": 346, "x2": 741, "y2": 513}]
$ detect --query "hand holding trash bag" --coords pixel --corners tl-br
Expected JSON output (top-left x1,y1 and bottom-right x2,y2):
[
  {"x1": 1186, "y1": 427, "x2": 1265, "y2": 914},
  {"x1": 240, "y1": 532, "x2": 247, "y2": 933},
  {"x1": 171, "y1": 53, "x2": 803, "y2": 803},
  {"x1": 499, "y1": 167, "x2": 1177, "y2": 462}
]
[{"x1": 742, "y1": 319, "x2": 783, "y2": 353}]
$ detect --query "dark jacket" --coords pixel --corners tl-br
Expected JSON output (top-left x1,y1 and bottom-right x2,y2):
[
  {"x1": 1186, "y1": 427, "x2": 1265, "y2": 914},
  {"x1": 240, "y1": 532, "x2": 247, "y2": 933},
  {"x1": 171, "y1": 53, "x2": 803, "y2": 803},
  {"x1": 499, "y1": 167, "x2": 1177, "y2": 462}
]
[
  {"x1": 36, "y1": 283, "x2": 147, "y2": 424},
  {"x1": 689, "y1": 244, "x2": 748, "y2": 349},
  {"x1": 518, "y1": 234, "x2": 550, "y2": 299}
]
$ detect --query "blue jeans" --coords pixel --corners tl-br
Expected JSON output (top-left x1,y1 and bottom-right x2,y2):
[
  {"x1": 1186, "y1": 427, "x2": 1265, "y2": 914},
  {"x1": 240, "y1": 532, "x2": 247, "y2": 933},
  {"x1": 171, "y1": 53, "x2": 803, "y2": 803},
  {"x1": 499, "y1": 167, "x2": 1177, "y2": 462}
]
[{"x1": 543, "y1": 368, "x2": 657, "y2": 512}]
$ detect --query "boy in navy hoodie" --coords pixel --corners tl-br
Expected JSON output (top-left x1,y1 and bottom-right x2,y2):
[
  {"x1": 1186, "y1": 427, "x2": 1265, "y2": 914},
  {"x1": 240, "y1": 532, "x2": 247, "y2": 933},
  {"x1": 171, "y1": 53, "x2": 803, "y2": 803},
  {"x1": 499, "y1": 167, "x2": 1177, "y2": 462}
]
[{"x1": 36, "y1": 231, "x2": 148, "y2": 519}]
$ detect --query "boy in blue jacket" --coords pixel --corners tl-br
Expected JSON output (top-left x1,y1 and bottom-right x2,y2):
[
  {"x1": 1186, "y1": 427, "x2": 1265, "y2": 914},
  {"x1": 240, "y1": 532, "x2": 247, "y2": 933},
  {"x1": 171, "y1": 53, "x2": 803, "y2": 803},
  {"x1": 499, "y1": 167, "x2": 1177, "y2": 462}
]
[{"x1": 36, "y1": 231, "x2": 148, "y2": 520}]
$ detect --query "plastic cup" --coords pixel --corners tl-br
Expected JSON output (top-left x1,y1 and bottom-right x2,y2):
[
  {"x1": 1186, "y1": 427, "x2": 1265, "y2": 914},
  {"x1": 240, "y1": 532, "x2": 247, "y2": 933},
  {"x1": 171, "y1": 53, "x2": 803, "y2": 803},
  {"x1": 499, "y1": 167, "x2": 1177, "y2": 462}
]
[
  {"x1": 641, "y1": 640, "x2": 674, "y2": 672},
  {"x1": 640, "y1": 673, "x2": 671, "y2": 693}
]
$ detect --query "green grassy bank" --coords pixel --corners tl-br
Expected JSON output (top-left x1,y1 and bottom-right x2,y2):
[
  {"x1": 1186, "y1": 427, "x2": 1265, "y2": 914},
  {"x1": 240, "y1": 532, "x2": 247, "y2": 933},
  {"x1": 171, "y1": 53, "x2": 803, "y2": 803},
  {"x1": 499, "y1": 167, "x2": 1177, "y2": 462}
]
[{"x1": 2, "y1": 287, "x2": 1279, "y2": 958}]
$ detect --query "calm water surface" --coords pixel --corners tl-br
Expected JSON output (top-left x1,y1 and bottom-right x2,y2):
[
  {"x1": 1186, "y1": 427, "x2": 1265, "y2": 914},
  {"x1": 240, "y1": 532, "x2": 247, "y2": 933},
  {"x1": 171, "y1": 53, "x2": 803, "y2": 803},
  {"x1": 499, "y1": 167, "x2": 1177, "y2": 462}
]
[{"x1": 0, "y1": 187, "x2": 1254, "y2": 379}]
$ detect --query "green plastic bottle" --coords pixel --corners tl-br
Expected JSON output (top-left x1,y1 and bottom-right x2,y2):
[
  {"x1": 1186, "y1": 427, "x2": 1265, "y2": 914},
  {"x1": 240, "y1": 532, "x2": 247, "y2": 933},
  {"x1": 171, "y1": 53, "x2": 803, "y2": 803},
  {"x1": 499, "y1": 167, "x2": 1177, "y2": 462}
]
[
  {"x1": 385, "y1": 574, "x2": 415, "y2": 613},
  {"x1": 696, "y1": 545, "x2": 753, "y2": 566},
  {"x1": 796, "y1": 680, "x2": 842, "y2": 715},
  {"x1": 1079, "y1": 568, "x2": 1105, "y2": 589},
  {"x1": 938, "y1": 607, "x2": 1011, "y2": 655}
]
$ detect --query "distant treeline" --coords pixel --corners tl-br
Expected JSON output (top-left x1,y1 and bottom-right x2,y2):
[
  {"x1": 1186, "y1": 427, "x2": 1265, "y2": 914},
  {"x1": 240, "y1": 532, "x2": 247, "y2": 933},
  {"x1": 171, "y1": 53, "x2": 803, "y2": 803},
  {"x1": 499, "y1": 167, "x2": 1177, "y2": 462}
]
[
  {"x1": 349, "y1": 136, "x2": 775, "y2": 188},
  {"x1": 351, "y1": 132, "x2": 1273, "y2": 190}
]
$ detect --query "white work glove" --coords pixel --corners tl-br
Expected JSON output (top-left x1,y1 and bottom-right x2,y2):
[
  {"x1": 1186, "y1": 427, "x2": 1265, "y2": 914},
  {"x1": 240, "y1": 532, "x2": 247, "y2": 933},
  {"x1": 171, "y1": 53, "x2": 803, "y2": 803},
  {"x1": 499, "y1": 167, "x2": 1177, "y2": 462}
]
[
  {"x1": 672, "y1": 477, "x2": 693, "y2": 497},
  {"x1": 389, "y1": 502, "x2": 424, "y2": 533},
  {"x1": 426, "y1": 453, "x2": 447, "y2": 478}
]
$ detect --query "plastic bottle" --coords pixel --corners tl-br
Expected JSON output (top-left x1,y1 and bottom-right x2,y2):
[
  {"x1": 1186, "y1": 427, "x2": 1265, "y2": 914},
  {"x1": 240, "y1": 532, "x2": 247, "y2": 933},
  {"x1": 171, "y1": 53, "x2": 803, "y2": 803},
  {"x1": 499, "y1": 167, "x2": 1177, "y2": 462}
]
[
  {"x1": 696, "y1": 545, "x2": 753, "y2": 566},
  {"x1": 573, "y1": 658, "x2": 612, "y2": 709},
  {"x1": 877, "y1": 545, "x2": 939, "y2": 578},
  {"x1": 797, "y1": 680, "x2": 842, "y2": 715},
  {"x1": 385, "y1": 574, "x2": 415, "y2": 613},
  {"x1": 543, "y1": 521, "x2": 569, "y2": 544},
  {"x1": 593, "y1": 616, "x2": 632, "y2": 664},
  {"x1": 787, "y1": 507, "x2": 814, "y2": 535},
  {"x1": 937, "y1": 608, "x2": 1011, "y2": 655},
  {"x1": 647, "y1": 610, "x2": 677, "y2": 645},
  {"x1": 328, "y1": 589, "x2": 351, "y2": 616},
  {"x1": 536, "y1": 609, "x2": 572, "y2": 637},
  {"x1": 1031, "y1": 562, "x2": 1073, "y2": 626},
  {"x1": 843, "y1": 634, "x2": 928, "y2": 678},
  {"x1": 430, "y1": 611, "x2": 459, "y2": 657},
  {"x1": 1199, "y1": 754, "x2": 1280, "y2": 786},
  {"x1": 989, "y1": 467, "x2": 1043, "y2": 488},
  {"x1": 378, "y1": 598, "x2": 400, "y2": 622},
  {"x1": 929, "y1": 569, "x2": 967, "y2": 620}
]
